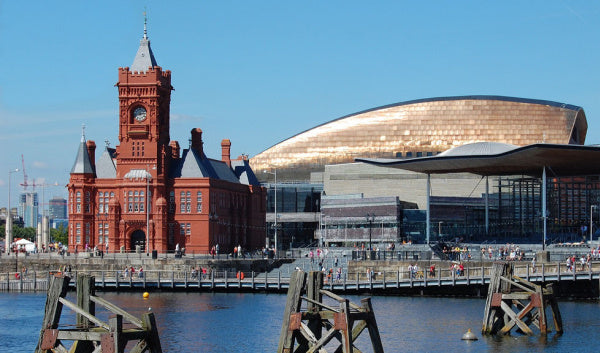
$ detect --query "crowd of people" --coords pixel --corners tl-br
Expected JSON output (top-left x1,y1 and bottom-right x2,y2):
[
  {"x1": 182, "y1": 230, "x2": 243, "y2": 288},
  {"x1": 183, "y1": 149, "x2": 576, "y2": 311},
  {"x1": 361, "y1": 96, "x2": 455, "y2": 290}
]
[{"x1": 121, "y1": 265, "x2": 144, "y2": 279}]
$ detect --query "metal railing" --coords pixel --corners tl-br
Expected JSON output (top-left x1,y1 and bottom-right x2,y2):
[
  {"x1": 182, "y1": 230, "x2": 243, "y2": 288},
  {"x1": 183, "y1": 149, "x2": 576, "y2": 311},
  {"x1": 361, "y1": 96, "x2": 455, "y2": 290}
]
[{"x1": 2, "y1": 261, "x2": 598, "y2": 293}]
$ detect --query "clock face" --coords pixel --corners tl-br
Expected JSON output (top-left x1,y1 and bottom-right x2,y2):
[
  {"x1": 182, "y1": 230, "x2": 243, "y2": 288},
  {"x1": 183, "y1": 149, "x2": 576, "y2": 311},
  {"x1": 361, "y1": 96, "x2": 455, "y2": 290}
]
[{"x1": 134, "y1": 107, "x2": 147, "y2": 122}]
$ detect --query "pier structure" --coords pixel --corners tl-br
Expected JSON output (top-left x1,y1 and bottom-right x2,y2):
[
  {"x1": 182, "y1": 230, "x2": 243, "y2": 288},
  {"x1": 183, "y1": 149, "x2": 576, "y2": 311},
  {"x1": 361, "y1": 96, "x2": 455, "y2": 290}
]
[
  {"x1": 482, "y1": 262, "x2": 563, "y2": 336},
  {"x1": 277, "y1": 270, "x2": 384, "y2": 353},
  {"x1": 35, "y1": 274, "x2": 162, "y2": 353},
  {"x1": 3, "y1": 260, "x2": 600, "y2": 298}
]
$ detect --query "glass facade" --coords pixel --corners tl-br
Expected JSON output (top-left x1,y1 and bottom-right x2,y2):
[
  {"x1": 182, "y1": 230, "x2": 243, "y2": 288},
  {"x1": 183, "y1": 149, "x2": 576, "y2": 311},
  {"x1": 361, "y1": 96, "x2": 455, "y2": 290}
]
[
  {"x1": 428, "y1": 175, "x2": 600, "y2": 244},
  {"x1": 264, "y1": 183, "x2": 322, "y2": 249}
]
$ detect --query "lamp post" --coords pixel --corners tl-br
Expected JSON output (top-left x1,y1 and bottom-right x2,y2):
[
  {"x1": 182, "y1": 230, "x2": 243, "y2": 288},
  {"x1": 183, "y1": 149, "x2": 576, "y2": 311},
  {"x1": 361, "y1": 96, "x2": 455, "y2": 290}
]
[
  {"x1": 263, "y1": 169, "x2": 277, "y2": 257},
  {"x1": 144, "y1": 165, "x2": 155, "y2": 254},
  {"x1": 438, "y1": 221, "x2": 443, "y2": 239},
  {"x1": 5, "y1": 168, "x2": 19, "y2": 254},
  {"x1": 591, "y1": 205, "x2": 597, "y2": 243},
  {"x1": 38, "y1": 182, "x2": 59, "y2": 251},
  {"x1": 366, "y1": 214, "x2": 375, "y2": 251}
]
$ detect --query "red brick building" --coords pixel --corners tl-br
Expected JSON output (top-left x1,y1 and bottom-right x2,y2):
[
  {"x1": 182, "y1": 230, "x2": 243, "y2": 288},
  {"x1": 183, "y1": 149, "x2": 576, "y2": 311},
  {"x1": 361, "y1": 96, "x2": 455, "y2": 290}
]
[{"x1": 67, "y1": 29, "x2": 266, "y2": 254}]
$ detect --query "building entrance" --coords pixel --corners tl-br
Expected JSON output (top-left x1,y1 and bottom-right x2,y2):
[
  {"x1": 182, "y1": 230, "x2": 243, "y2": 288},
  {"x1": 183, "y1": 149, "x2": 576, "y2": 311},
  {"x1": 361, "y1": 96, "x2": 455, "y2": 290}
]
[{"x1": 130, "y1": 230, "x2": 146, "y2": 252}]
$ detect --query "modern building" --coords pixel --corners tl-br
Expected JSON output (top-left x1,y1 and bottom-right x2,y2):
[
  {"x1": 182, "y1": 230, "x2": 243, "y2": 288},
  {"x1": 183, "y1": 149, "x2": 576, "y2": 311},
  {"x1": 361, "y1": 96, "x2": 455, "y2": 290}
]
[
  {"x1": 67, "y1": 27, "x2": 266, "y2": 254},
  {"x1": 18, "y1": 192, "x2": 38, "y2": 228},
  {"x1": 264, "y1": 181, "x2": 322, "y2": 249},
  {"x1": 318, "y1": 194, "x2": 419, "y2": 247},
  {"x1": 251, "y1": 96, "x2": 586, "y2": 182},
  {"x1": 252, "y1": 96, "x2": 595, "y2": 246},
  {"x1": 49, "y1": 196, "x2": 67, "y2": 220}
]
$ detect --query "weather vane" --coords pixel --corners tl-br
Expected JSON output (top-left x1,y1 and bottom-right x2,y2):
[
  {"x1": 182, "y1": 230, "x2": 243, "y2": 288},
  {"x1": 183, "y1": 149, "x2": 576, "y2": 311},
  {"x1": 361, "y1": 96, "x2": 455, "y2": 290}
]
[{"x1": 143, "y1": 7, "x2": 148, "y2": 40}]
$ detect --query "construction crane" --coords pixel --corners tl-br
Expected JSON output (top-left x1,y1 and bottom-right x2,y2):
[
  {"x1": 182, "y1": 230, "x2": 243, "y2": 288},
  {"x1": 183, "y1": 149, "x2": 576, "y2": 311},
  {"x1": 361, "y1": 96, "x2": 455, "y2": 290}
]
[{"x1": 20, "y1": 154, "x2": 35, "y2": 190}]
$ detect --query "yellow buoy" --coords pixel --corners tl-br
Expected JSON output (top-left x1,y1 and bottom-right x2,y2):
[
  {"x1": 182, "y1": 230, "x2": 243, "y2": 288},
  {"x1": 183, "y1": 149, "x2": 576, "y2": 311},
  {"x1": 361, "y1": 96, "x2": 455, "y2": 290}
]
[{"x1": 143, "y1": 292, "x2": 150, "y2": 299}]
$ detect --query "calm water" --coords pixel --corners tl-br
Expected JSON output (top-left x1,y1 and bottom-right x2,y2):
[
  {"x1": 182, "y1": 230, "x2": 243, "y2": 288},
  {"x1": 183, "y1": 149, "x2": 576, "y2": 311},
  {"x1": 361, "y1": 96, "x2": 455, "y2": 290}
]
[{"x1": 2, "y1": 291, "x2": 599, "y2": 353}]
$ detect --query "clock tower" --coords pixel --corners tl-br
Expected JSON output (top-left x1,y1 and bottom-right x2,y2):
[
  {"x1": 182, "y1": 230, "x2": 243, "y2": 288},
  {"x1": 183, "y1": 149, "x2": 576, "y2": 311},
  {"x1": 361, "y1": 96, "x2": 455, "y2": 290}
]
[
  {"x1": 115, "y1": 22, "x2": 173, "y2": 179},
  {"x1": 68, "y1": 21, "x2": 266, "y2": 256}
]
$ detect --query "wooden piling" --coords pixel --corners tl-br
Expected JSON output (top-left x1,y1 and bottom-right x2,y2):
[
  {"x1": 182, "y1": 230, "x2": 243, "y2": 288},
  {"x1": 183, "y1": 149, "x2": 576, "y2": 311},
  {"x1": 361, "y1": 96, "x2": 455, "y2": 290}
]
[
  {"x1": 277, "y1": 270, "x2": 384, "y2": 353},
  {"x1": 482, "y1": 262, "x2": 562, "y2": 336},
  {"x1": 35, "y1": 274, "x2": 163, "y2": 353}
]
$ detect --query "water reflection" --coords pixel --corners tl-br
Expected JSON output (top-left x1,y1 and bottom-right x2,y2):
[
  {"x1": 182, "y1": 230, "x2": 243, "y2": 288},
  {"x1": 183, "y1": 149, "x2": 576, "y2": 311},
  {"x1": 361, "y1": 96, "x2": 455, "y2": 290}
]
[{"x1": 2, "y1": 292, "x2": 600, "y2": 353}]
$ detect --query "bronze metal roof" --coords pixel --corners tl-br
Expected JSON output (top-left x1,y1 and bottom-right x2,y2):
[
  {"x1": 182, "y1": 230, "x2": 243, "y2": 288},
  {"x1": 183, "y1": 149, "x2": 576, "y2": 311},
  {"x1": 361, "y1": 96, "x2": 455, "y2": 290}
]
[{"x1": 250, "y1": 96, "x2": 588, "y2": 180}]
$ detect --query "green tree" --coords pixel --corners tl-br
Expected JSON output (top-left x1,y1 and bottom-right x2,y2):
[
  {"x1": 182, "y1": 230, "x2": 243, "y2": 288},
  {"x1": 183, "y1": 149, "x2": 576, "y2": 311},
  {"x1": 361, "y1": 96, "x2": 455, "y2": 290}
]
[
  {"x1": 51, "y1": 223, "x2": 68, "y2": 245},
  {"x1": 13, "y1": 226, "x2": 36, "y2": 241}
]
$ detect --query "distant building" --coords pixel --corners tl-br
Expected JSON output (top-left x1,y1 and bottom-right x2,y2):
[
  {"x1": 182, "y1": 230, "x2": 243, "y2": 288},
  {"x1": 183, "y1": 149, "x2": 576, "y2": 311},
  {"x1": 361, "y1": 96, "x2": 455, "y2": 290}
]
[
  {"x1": 49, "y1": 196, "x2": 67, "y2": 220},
  {"x1": 317, "y1": 194, "x2": 418, "y2": 247},
  {"x1": 51, "y1": 219, "x2": 69, "y2": 230},
  {"x1": 67, "y1": 28, "x2": 266, "y2": 254},
  {"x1": 19, "y1": 192, "x2": 38, "y2": 228}
]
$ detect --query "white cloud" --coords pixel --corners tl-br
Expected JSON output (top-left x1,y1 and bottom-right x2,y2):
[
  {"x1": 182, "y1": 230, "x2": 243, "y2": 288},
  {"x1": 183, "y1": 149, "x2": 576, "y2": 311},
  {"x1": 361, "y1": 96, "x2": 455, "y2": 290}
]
[{"x1": 32, "y1": 161, "x2": 49, "y2": 169}]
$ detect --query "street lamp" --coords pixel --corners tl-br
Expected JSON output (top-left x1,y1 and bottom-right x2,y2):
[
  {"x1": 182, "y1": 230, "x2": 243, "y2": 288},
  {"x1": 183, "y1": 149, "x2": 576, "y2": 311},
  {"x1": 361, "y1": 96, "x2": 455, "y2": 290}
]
[
  {"x1": 5, "y1": 168, "x2": 19, "y2": 254},
  {"x1": 366, "y1": 213, "x2": 375, "y2": 251},
  {"x1": 263, "y1": 169, "x2": 277, "y2": 257},
  {"x1": 591, "y1": 205, "x2": 597, "y2": 243},
  {"x1": 144, "y1": 165, "x2": 155, "y2": 254},
  {"x1": 38, "y1": 181, "x2": 60, "y2": 251}
]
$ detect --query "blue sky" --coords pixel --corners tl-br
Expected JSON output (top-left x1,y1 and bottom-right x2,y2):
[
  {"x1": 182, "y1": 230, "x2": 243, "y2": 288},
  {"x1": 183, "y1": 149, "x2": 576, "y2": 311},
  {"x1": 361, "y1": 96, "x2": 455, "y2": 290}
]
[{"x1": 1, "y1": 1, "x2": 600, "y2": 210}]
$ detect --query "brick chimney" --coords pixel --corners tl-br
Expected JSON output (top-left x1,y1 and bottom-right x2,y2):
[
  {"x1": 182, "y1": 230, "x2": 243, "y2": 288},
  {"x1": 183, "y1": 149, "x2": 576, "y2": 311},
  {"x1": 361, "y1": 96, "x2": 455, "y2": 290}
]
[
  {"x1": 221, "y1": 139, "x2": 231, "y2": 167},
  {"x1": 190, "y1": 128, "x2": 203, "y2": 155},
  {"x1": 86, "y1": 140, "x2": 96, "y2": 171},
  {"x1": 170, "y1": 141, "x2": 180, "y2": 159}
]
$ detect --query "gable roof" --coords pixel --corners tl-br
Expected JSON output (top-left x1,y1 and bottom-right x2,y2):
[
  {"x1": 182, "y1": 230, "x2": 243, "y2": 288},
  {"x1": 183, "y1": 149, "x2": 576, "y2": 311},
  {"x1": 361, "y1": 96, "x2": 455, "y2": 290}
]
[{"x1": 95, "y1": 147, "x2": 117, "y2": 178}]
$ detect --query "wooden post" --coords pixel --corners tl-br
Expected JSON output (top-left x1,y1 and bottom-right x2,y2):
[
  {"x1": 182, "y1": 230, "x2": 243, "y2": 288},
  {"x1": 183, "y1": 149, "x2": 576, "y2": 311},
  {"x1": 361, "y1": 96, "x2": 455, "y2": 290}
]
[
  {"x1": 110, "y1": 314, "x2": 124, "y2": 353},
  {"x1": 141, "y1": 312, "x2": 163, "y2": 353},
  {"x1": 277, "y1": 270, "x2": 306, "y2": 353},
  {"x1": 361, "y1": 298, "x2": 384, "y2": 353},
  {"x1": 35, "y1": 275, "x2": 71, "y2": 353},
  {"x1": 76, "y1": 275, "x2": 95, "y2": 329}
]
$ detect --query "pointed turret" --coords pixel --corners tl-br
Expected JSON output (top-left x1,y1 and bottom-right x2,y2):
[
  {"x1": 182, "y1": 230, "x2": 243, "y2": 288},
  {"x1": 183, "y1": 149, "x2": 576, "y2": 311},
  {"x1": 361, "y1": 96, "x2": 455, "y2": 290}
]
[
  {"x1": 70, "y1": 126, "x2": 95, "y2": 175},
  {"x1": 131, "y1": 13, "x2": 158, "y2": 73}
]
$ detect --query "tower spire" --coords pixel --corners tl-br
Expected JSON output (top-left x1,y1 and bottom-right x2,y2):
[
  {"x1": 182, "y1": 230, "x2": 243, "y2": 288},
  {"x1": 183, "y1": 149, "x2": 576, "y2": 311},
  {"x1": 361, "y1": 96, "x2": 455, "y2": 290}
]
[
  {"x1": 81, "y1": 124, "x2": 86, "y2": 142},
  {"x1": 143, "y1": 8, "x2": 148, "y2": 40},
  {"x1": 131, "y1": 7, "x2": 157, "y2": 73}
]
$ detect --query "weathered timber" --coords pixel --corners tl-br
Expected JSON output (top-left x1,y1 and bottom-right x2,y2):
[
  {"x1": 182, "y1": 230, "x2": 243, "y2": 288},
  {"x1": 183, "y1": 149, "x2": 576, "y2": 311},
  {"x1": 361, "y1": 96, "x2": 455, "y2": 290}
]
[
  {"x1": 277, "y1": 270, "x2": 384, "y2": 353},
  {"x1": 35, "y1": 274, "x2": 162, "y2": 353},
  {"x1": 482, "y1": 262, "x2": 563, "y2": 336}
]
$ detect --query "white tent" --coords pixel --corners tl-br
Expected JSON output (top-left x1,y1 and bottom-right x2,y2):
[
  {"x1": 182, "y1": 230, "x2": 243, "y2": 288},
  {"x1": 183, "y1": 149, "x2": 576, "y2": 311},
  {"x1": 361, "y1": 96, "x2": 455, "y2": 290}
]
[{"x1": 14, "y1": 238, "x2": 35, "y2": 253}]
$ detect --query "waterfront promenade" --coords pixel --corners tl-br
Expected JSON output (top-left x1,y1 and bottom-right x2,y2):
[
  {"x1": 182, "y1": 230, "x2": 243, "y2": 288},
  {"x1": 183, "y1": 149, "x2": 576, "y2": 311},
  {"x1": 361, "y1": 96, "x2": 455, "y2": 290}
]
[
  {"x1": 2, "y1": 243, "x2": 598, "y2": 296},
  {"x1": 2, "y1": 258, "x2": 600, "y2": 298}
]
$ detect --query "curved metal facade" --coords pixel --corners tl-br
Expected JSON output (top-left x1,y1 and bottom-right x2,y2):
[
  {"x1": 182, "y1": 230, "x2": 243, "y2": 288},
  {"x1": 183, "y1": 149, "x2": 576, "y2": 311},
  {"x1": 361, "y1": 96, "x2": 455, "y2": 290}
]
[{"x1": 250, "y1": 96, "x2": 587, "y2": 180}]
